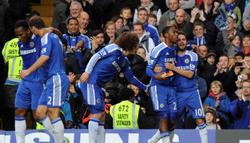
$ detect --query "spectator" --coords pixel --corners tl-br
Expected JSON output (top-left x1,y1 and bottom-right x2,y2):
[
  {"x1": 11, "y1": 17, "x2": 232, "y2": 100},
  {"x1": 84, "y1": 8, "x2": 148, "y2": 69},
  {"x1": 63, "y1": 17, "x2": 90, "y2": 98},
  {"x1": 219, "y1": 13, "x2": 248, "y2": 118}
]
[
  {"x1": 242, "y1": 35, "x2": 250, "y2": 55},
  {"x1": 111, "y1": 15, "x2": 125, "y2": 36},
  {"x1": 58, "y1": 1, "x2": 83, "y2": 33},
  {"x1": 205, "y1": 107, "x2": 221, "y2": 129},
  {"x1": 133, "y1": 0, "x2": 161, "y2": 25},
  {"x1": 166, "y1": 0, "x2": 195, "y2": 11},
  {"x1": 174, "y1": 9, "x2": 193, "y2": 40},
  {"x1": 81, "y1": 0, "x2": 103, "y2": 30},
  {"x1": 227, "y1": 34, "x2": 243, "y2": 58},
  {"x1": 199, "y1": 52, "x2": 217, "y2": 92},
  {"x1": 133, "y1": 21, "x2": 155, "y2": 60},
  {"x1": 147, "y1": 13, "x2": 157, "y2": 27},
  {"x1": 216, "y1": 14, "x2": 242, "y2": 57},
  {"x1": 242, "y1": 2, "x2": 250, "y2": 31},
  {"x1": 234, "y1": 69, "x2": 250, "y2": 100},
  {"x1": 243, "y1": 54, "x2": 250, "y2": 70},
  {"x1": 128, "y1": 46, "x2": 150, "y2": 84},
  {"x1": 204, "y1": 80, "x2": 231, "y2": 128},
  {"x1": 234, "y1": 52, "x2": 245, "y2": 63},
  {"x1": 105, "y1": 87, "x2": 155, "y2": 129},
  {"x1": 78, "y1": 11, "x2": 91, "y2": 36},
  {"x1": 52, "y1": 0, "x2": 71, "y2": 28},
  {"x1": 198, "y1": 0, "x2": 220, "y2": 49},
  {"x1": 119, "y1": 7, "x2": 133, "y2": 30},
  {"x1": 82, "y1": 29, "x2": 105, "y2": 67},
  {"x1": 230, "y1": 80, "x2": 250, "y2": 129},
  {"x1": 196, "y1": 45, "x2": 209, "y2": 58},
  {"x1": 70, "y1": 1, "x2": 83, "y2": 18},
  {"x1": 63, "y1": 17, "x2": 90, "y2": 72},
  {"x1": 218, "y1": 0, "x2": 241, "y2": 29},
  {"x1": 213, "y1": 55, "x2": 238, "y2": 98},
  {"x1": 159, "y1": 0, "x2": 190, "y2": 33},
  {"x1": 137, "y1": 7, "x2": 160, "y2": 45},
  {"x1": 104, "y1": 21, "x2": 117, "y2": 45},
  {"x1": 136, "y1": 45, "x2": 147, "y2": 61},
  {"x1": 61, "y1": 73, "x2": 77, "y2": 129},
  {"x1": 190, "y1": 21, "x2": 207, "y2": 49}
]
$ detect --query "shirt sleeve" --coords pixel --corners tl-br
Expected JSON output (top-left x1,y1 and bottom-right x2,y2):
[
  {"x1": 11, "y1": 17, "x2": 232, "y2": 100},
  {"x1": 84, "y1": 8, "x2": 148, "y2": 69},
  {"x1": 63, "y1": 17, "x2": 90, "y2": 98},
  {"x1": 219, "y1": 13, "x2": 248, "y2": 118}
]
[
  {"x1": 41, "y1": 33, "x2": 52, "y2": 57},
  {"x1": 85, "y1": 47, "x2": 108, "y2": 74},
  {"x1": 189, "y1": 52, "x2": 198, "y2": 72}
]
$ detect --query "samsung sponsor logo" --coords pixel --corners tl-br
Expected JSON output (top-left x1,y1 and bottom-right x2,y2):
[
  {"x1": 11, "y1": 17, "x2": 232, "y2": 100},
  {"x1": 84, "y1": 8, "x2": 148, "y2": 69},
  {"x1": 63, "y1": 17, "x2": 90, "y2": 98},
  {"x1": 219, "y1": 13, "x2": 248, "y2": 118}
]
[{"x1": 20, "y1": 48, "x2": 36, "y2": 55}]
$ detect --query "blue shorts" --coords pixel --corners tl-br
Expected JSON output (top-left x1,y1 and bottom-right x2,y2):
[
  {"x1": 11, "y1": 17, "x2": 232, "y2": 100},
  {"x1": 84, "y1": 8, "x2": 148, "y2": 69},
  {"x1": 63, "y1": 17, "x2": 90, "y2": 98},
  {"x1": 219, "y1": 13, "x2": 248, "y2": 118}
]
[
  {"x1": 149, "y1": 84, "x2": 177, "y2": 119},
  {"x1": 176, "y1": 89, "x2": 205, "y2": 119},
  {"x1": 78, "y1": 82, "x2": 105, "y2": 113},
  {"x1": 15, "y1": 80, "x2": 44, "y2": 110},
  {"x1": 39, "y1": 73, "x2": 69, "y2": 107}
]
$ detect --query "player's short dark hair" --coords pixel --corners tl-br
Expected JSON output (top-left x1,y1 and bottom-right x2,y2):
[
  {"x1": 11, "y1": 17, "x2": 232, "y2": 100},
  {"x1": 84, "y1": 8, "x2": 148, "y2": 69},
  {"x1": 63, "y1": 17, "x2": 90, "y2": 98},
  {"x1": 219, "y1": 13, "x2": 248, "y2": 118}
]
[
  {"x1": 115, "y1": 32, "x2": 139, "y2": 52},
  {"x1": 177, "y1": 31, "x2": 187, "y2": 38},
  {"x1": 29, "y1": 16, "x2": 46, "y2": 29},
  {"x1": 15, "y1": 20, "x2": 29, "y2": 30},
  {"x1": 162, "y1": 25, "x2": 176, "y2": 36}
]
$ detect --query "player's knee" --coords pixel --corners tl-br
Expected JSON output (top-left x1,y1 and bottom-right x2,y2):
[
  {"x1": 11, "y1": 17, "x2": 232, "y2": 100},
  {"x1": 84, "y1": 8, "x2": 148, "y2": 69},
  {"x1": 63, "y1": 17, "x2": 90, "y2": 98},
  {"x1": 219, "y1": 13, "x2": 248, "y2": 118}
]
[
  {"x1": 47, "y1": 108, "x2": 61, "y2": 120},
  {"x1": 15, "y1": 109, "x2": 26, "y2": 116},
  {"x1": 196, "y1": 118, "x2": 204, "y2": 126},
  {"x1": 35, "y1": 108, "x2": 47, "y2": 120}
]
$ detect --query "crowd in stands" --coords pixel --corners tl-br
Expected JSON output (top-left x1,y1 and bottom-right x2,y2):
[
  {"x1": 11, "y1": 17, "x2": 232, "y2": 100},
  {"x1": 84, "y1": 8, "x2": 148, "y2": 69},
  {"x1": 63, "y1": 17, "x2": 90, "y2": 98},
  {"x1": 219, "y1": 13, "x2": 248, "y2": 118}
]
[{"x1": 0, "y1": 0, "x2": 250, "y2": 130}]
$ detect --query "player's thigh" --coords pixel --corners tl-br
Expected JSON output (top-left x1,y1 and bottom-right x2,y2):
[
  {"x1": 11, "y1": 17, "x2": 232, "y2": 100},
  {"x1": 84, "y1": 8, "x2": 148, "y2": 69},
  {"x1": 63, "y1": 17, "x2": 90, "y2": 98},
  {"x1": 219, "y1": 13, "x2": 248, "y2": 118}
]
[
  {"x1": 28, "y1": 81, "x2": 44, "y2": 110},
  {"x1": 166, "y1": 86, "x2": 177, "y2": 119},
  {"x1": 176, "y1": 91, "x2": 187, "y2": 116},
  {"x1": 78, "y1": 83, "x2": 104, "y2": 113},
  {"x1": 149, "y1": 84, "x2": 169, "y2": 112},
  {"x1": 186, "y1": 90, "x2": 205, "y2": 119},
  {"x1": 48, "y1": 107, "x2": 61, "y2": 120},
  {"x1": 15, "y1": 81, "x2": 31, "y2": 109},
  {"x1": 46, "y1": 74, "x2": 69, "y2": 107}
]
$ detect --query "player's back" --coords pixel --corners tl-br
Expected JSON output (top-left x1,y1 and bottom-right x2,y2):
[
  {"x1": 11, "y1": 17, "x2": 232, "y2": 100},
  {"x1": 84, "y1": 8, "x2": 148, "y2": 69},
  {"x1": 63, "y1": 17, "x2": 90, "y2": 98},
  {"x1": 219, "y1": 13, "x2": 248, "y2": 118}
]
[
  {"x1": 147, "y1": 42, "x2": 176, "y2": 86},
  {"x1": 175, "y1": 50, "x2": 198, "y2": 92},
  {"x1": 41, "y1": 32, "x2": 66, "y2": 77},
  {"x1": 19, "y1": 35, "x2": 46, "y2": 82},
  {"x1": 87, "y1": 45, "x2": 126, "y2": 86}
]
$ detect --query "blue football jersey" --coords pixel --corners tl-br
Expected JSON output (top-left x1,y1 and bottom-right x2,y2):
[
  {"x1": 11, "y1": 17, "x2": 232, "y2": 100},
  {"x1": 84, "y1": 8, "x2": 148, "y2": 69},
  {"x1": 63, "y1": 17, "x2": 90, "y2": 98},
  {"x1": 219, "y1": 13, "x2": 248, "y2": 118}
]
[
  {"x1": 175, "y1": 50, "x2": 198, "y2": 91},
  {"x1": 18, "y1": 34, "x2": 46, "y2": 82},
  {"x1": 41, "y1": 32, "x2": 66, "y2": 77},
  {"x1": 146, "y1": 42, "x2": 176, "y2": 86},
  {"x1": 85, "y1": 44, "x2": 146, "y2": 91}
]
